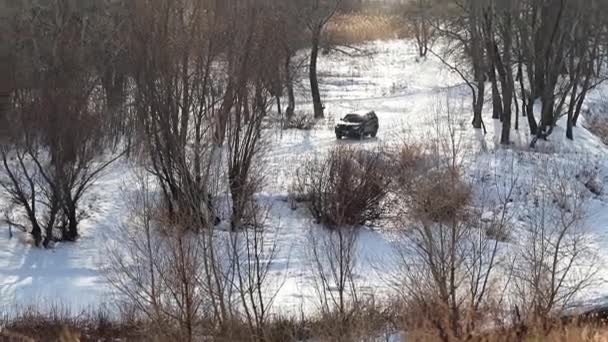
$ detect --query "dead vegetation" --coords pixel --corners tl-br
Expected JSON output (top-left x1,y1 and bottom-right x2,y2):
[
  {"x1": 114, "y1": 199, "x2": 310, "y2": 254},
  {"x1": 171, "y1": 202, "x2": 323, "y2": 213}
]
[
  {"x1": 5, "y1": 301, "x2": 608, "y2": 341},
  {"x1": 586, "y1": 114, "x2": 608, "y2": 146},
  {"x1": 325, "y1": 14, "x2": 410, "y2": 46},
  {"x1": 282, "y1": 112, "x2": 318, "y2": 130},
  {"x1": 292, "y1": 146, "x2": 391, "y2": 228}
]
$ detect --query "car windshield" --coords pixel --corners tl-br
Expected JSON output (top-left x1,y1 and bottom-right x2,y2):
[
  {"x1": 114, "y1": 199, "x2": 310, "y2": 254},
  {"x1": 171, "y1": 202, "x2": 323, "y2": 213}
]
[{"x1": 343, "y1": 114, "x2": 365, "y2": 123}]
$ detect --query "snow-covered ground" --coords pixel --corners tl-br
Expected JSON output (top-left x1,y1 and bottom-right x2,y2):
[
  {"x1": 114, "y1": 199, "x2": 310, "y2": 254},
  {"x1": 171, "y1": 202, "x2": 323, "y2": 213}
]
[{"x1": 1, "y1": 39, "x2": 607, "y2": 317}]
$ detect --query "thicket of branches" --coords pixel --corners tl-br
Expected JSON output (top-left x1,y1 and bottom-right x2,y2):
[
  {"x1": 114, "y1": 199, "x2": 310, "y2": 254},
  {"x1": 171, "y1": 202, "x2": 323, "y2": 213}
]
[
  {"x1": 0, "y1": 0, "x2": 353, "y2": 245},
  {"x1": 410, "y1": 0, "x2": 608, "y2": 145},
  {"x1": 0, "y1": 0, "x2": 606, "y2": 340}
]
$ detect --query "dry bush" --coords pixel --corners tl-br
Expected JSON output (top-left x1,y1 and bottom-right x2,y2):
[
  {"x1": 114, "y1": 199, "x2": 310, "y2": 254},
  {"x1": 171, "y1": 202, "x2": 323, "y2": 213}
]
[
  {"x1": 586, "y1": 114, "x2": 608, "y2": 145},
  {"x1": 305, "y1": 299, "x2": 396, "y2": 342},
  {"x1": 393, "y1": 97, "x2": 472, "y2": 225},
  {"x1": 404, "y1": 323, "x2": 608, "y2": 342},
  {"x1": 0, "y1": 305, "x2": 144, "y2": 341},
  {"x1": 392, "y1": 142, "x2": 471, "y2": 224},
  {"x1": 308, "y1": 226, "x2": 359, "y2": 327},
  {"x1": 283, "y1": 113, "x2": 317, "y2": 130},
  {"x1": 410, "y1": 167, "x2": 471, "y2": 224},
  {"x1": 395, "y1": 143, "x2": 427, "y2": 172},
  {"x1": 325, "y1": 14, "x2": 409, "y2": 45},
  {"x1": 104, "y1": 173, "x2": 214, "y2": 342},
  {"x1": 105, "y1": 171, "x2": 282, "y2": 341},
  {"x1": 292, "y1": 147, "x2": 391, "y2": 228},
  {"x1": 510, "y1": 158, "x2": 598, "y2": 330},
  {"x1": 577, "y1": 168, "x2": 604, "y2": 196},
  {"x1": 390, "y1": 101, "x2": 520, "y2": 340}
]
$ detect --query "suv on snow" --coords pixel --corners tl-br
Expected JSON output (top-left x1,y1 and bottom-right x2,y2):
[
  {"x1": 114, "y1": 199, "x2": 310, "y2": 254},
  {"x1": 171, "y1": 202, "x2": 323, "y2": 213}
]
[{"x1": 335, "y1": 111, "x2": 379, "y2": 140}]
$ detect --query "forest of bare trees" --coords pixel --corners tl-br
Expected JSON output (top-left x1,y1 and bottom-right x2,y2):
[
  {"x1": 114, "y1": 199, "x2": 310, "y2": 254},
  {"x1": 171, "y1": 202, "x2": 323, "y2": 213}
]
[
  {"x1": 0, "y1": 0, "x2": 364, "y2": 244},
  {"x1": 1, "y1": 0, "x2": 608, "y2": 341},
  {"x1": 423, "y1": 0, "x2": 608, "y2": 145}
]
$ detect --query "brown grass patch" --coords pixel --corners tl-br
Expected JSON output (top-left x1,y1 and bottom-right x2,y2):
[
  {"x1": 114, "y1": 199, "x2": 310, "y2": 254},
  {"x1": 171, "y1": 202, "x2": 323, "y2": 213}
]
[
  {"x1": 0, "y1": 306, "x2": 145, "y2": 342},
  {"x1": 325, "y1": 14, "x2": 411, "y2": 45},
  {"x1": 586, "y1": 115, "x2": 608, "y2": 145}
]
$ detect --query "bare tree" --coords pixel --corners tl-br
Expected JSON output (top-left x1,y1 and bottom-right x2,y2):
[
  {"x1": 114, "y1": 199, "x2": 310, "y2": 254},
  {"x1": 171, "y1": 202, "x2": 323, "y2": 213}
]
[
  {"x1": 0, "y1": 137, "x2": 58, "y2": 247},
  {"x1": 432, "y1": 0, "x2": 488, "y2": 132},
  {"x1": 275, "y1": 1, "x2": 308, "y2": 122},
  {"x1": 391, "y1": 99, "x2": 516, "y2": 340},
  {"x1": 1, "y1": 1, "x2": 122, "y2": 246},
  {"x1": 129, "y1": 0, "x2": 221, "y2": 227},
  {"x1": 512, "y1": 0, "x2": 607, "y2": 144},
  {"x1": 476, "y1": 0, "x2": 519, "y2": 144},
  {"x1": 226, "y1": 201, "x2": 282, "y2": 340},
  {"x1": 293, "y1": 0, "x2": 343, "y2": 119},
  {"x1": 403, "y1": 0, "x2": 435, "y2": 58},
  {"x1": 308, "y1": 222, "x2": 360, "y2": 336}
]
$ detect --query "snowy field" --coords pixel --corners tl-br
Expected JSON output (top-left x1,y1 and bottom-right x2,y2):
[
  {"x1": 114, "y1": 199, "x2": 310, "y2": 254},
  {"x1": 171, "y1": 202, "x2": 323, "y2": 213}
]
[{"x1": 1, "y1": 39, "x2": 608, "y2": 317}]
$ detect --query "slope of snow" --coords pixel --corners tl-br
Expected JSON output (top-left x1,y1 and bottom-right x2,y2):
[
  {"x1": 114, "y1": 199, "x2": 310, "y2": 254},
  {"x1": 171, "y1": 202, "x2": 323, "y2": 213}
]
[{"x1": 1, "y1": 39, "x2": 607, "y2": 317}]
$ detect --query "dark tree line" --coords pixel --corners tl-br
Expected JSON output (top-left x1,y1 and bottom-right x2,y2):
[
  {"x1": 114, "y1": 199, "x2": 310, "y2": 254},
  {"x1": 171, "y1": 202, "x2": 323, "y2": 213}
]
[
  {"x1": 0, "y1": 0, "x2": 350, "y2": 246},
  {"x1": 429, "y1": 0, "x2": 608, "y2": 145}
]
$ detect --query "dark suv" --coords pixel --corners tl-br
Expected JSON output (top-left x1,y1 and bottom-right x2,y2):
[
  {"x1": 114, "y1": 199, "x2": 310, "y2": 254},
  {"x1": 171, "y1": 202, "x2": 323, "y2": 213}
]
[{"x1": 335, "y1": 111, "x2": 379, "y2": 140}]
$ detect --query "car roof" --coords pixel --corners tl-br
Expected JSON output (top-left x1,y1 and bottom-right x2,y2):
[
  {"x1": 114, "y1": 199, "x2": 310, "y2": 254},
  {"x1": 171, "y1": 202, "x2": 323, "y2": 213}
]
[{"x1": 343, "y1": 113, "x2": 365, "y2": 122}]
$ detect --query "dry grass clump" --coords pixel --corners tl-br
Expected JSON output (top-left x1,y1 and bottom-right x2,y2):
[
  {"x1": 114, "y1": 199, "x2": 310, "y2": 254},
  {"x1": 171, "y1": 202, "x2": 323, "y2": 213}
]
[
  {"x1": 392, "y1": 142, "x2": 471, "y2": 224},
  {"x1": 305, "y1": 300, "x2": 397, "y2": 342},
  {"x1": 586, "y1": 115, "x2": 608, "y2": 145},
  {"x1": 410, "y1": 167, "x2": 471, "y2": 223},
  {"x1": 0, "y1": 306, "x2": 144, "y2": 341},
  {"x1": 325, "y1": 14, "x2": 410, "y2": 45},
  {"x1": 4, "y1": 302, "x2": 608, "y2": 341},
  {"x1": 404, "y1": 325, "x2": 608, "y2": 342},
  {"x1": 283, "y1": 112, "x2": 317, "y2": 130}
]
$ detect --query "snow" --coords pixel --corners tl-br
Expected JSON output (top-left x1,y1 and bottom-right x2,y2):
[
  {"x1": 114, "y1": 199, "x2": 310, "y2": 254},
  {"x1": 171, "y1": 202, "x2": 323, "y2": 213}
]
[{"x1": 1, "y1": 38, "x2": 608, "y2": 321}]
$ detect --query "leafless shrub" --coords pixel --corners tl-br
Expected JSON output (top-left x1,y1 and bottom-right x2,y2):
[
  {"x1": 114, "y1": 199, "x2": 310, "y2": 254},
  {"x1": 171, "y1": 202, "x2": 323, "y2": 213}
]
[
  {"x1": 392, "y1": 101, "x2": 472, "y2": 225},
  {"x1": 224, "y1": 200, "x2": 283, "y2": 340},
  {"x1": 510, "y1": 158, "x2": 598, "y2": 330},
  {"x1": 0, "y1": 304, "x2": 143, "y2": 342},
  {"x1": 307, "y1": 297, "x2": 396, "y2": 342},
  {"x1": 283, "y1": 113, "x2": 317, "y2": 131},
  {"x1": 585, "y1": 114, "x2": 608, "y2": 146},
  {"x1": 226, "y1": 88, "x2": 270, "y2": 230},
  {"x1": 293, "y1": 147, "x2": 391, "y2": 228},
  {"x1": 104, "y1": 172, "x2": 211, "y2": 342},
  {"x1": 130, "y1": 0, "x2": 220, "y2": 230},
  {"x1": 106, "y1": 168, "x2": 282, "y2": 341},
  {"x1": 391, "y1": 104, "x2": 517, "y2": 340},
  {"x1": 308, "y1": 227, "x2": 359, "y2": 324},
  {"x1": 411, "y1": 167, "x2": 472, "y2": 224}
]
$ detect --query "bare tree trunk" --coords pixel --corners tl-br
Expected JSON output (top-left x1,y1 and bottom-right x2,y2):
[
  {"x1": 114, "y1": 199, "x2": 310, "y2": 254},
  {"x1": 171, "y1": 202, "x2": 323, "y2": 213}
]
[
  {"x1": 310, "y1": 26, "x2": 324, "y2": 119},
  {"x1": 285, "y1": 52, "x2": 295, "y2": 120},
  {"x1": 498, "y1": 11, "x2": 514, "y2": 145},
  {"x1": 472, "y1": 81, "x2": 485, "y2": 130},
  {"x1": 490, "y1": 66, "x2": 503, "y2": 120},
  {"x1": 519, "y1": 54, "x2": 538, "y2": 135}
]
